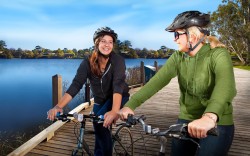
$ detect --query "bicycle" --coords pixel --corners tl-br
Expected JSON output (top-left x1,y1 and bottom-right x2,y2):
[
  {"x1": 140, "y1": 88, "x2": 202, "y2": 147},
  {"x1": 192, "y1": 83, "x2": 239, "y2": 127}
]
[
  {"x1": 56, "y1": 112, "x2": 134, "y2": 156},
  {"x1": 124, "y1": 114, "x2": 219, "y2": 156}
]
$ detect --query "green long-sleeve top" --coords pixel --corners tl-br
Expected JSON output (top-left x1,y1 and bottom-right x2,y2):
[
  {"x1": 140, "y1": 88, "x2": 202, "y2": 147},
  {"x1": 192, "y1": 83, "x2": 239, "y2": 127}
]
[{"x1": 125, "y1": 44, "x2": 236, "y2": 125}]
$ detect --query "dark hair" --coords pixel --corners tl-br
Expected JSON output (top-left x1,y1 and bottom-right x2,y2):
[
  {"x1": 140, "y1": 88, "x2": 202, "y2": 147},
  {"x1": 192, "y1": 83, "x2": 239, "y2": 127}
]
[{"x1": 89, "y1": 37, "x2": 102, "y2": 77}]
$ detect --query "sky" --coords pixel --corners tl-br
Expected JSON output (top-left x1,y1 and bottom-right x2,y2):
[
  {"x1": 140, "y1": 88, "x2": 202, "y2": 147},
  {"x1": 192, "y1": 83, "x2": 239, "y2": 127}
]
[{"x1": 0, "y1": 0, "x2": 223, "y2": 51}]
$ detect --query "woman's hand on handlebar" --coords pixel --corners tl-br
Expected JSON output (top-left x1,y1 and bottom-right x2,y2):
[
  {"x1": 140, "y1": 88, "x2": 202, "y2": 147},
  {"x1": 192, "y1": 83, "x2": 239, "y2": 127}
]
[
  {"x1": 103, "y1": 110, "x2": 118, "y2": 128},
  {"x1": 47, "y1": 105, "x2": 63, "y2": 121},
  {"x1": 188, "y1": 114, "x2": 217, "y2": 139},
  {"x1": 118, "y1": 107, "x2": 134, "y2": 121}
]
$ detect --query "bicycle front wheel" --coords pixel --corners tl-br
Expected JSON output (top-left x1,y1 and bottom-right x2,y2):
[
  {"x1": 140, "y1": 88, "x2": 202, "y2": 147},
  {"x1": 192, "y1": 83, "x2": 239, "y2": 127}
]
[{"x1": 112, "y1": 125, "x2": 133, "y2": 156}]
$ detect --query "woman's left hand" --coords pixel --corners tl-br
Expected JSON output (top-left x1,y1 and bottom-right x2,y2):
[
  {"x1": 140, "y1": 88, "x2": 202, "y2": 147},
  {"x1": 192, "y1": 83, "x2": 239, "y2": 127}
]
[
  {"x1": 103, "y1": 111, "x2": 119, "y2": 128},
  {"x1": 188, "y1": 114, "x2": 217, "y2": 139}
]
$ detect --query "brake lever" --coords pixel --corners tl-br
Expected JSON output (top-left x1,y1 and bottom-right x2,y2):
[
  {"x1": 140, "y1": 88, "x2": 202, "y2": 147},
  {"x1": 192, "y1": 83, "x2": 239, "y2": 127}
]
[
  {"x1": 167, "y1": 125, "x2": 201, "y2": 148},
  {"x1": 179, "y1": 136, "x2": 200, "y2": 148}
]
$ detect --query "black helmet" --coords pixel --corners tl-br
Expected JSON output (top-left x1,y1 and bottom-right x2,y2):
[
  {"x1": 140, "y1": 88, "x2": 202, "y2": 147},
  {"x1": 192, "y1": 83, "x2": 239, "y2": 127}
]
[
  {"x1": 93, "y1": 26, "x2": 118, "y2": 43},
  {"x1": 166, "y1": 11, "x2": 210, "y2": 32}
]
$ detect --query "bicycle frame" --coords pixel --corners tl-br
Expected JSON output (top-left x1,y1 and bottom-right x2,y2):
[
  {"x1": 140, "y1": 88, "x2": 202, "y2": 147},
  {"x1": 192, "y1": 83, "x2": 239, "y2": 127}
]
[{"x1": 72, "y1": 118, "x2": 93, "y2": 156}]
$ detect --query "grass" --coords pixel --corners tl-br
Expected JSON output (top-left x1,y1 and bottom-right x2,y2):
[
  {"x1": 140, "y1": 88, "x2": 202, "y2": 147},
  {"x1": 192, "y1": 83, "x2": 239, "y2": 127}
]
[{"x1": 234, "y1": 65, "x2": 250, "y2": 71}]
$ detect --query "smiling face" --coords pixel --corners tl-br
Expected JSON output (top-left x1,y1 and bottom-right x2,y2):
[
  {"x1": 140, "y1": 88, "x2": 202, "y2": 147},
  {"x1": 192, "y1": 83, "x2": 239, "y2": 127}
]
[{"x1": 98, "y1": 35, "x2": 114, "y2": 56}]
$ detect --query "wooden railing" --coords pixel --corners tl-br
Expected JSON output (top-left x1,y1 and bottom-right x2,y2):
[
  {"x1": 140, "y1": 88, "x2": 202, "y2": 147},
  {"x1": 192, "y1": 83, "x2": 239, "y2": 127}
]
[{"x1": 8, "y1": 61, "x2": 159, "y2": 156}]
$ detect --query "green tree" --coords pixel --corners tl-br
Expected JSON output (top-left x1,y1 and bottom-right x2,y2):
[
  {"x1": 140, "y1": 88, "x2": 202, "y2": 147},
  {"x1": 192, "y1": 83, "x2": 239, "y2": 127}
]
[
  {"x1": 211, "y1": 0, "x2": 250, "y2": 65},
  {"x1": 0, "y1": 40, "x2": 13, "y2": 58},
  {"x1": 141, "y1": 48, "x2": 149, "y2": 58},
  {"x1": 56, "y1": 48, "x2": 64, "y2": 58},
  {"x1": 125, "y1": 48, "x2": 138, "y2": 58},
  {"x1": 33, "y1": 45, "x2": 43, "y2": 58},
  {"x1": 23, "y1": 50, "x2": 34, "y2": 58},
  {"x1": 66, "y1": 49, "x2": 75, "y2": 58},
  {"x1": 0, "y1": 40, "x2": 7, "y2": 51},
  {"x1": 114, "y1": 39, "x2": 122, "y2": 53},
  {"x1": 72, "y1": 48, "x2": 78, "y2": 57},
  {"x1": 121, "y1": 40, "x2": 132, "y2": 53},
  {"x1": 0, "y1": 51, "x2": 13, "y2": 58}
]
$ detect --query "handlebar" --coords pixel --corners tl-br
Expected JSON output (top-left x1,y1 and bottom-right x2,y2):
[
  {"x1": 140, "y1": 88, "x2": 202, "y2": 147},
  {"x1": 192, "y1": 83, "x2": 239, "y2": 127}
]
[
  {"x1": 154, "y1": 123, "x2": 218, "y2": 137},
  {"x1": 56, "y1": 112, "x2": 104, "y2": 123},
  {"x1": 125, "y1": 114, "x2": 219, "y2": 147}
]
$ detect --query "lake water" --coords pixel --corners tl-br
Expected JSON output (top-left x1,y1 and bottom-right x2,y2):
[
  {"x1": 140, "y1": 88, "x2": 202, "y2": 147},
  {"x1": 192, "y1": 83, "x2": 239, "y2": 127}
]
[{"x1": 0, "y1": 58, "x2": 167, "y2": 133}]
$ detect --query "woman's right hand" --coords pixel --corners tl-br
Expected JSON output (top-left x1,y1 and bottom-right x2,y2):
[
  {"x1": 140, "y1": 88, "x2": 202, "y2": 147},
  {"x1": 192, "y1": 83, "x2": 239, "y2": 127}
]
[
  {"x1": 119, "y1": 107, "x2": 134, "y2": 121},
  {"x1": 47, "y1": 105, "x2": 63, "y2": 121}
]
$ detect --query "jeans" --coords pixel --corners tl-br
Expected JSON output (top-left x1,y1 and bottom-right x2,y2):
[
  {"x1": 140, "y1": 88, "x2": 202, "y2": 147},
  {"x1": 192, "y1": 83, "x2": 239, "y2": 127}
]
[
  {"x1": 171, "y1": 119, "x2": 234, "y2": 156},
  {"x1": 92, "y1": 96, "x2": 129, "y2": 156}
]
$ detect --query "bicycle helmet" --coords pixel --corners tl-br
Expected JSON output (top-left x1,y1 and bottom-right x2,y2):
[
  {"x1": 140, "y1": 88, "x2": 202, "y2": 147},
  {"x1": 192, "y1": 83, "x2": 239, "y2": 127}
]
[
  {"x1": 165, "y1": 11, "x2": 210, "y2": 32},
  {"x1": 93, "y1": 26, "x2": 118, "y2": 43}
]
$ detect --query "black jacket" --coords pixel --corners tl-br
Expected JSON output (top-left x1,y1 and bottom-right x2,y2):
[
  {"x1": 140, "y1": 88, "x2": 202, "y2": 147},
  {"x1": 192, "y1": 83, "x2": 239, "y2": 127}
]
[{"x1": 66, "y1": 52, "x2": 130, "y2": 104}]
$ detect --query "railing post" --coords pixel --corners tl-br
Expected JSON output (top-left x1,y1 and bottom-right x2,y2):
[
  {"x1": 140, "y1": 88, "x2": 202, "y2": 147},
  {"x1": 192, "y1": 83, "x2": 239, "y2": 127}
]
[
  {"x1": 140, "y1": 61, "x2": 145, "y2": 85},
  {"x1": 85, "y1": 79, "x2": 91, "y2": 105},
  {"x1": 154, "y1": 61, "x2": 158, "y2": 72},
  {"x1": 52, "y1": 74, "x2": 62, "y2": 107}
]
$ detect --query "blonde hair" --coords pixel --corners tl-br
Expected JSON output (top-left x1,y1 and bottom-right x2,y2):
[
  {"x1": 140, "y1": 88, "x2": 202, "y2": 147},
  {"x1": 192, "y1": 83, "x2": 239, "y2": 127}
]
[{"x1": 187, "y1": 26, "x2": 226, "y2": 49}]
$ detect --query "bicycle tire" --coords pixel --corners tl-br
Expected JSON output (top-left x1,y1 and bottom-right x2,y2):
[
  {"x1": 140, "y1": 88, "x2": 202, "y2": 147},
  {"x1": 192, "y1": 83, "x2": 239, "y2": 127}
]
[{"x1": 112, "y1": 125, "x2": 134, "y2": 156}]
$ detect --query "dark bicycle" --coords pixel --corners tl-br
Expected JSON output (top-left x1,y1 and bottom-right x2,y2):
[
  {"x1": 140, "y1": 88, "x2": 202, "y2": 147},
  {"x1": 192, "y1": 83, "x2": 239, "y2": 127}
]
[{"x1": 56, "y1": 112, "x2": 134, "y2": 156}]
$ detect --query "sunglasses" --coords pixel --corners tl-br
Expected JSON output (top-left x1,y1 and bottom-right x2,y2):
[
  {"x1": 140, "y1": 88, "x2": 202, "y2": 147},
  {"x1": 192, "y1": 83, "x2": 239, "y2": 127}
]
[{"x1": 174, "y1": 31, "x2": 187, "y2": 40}]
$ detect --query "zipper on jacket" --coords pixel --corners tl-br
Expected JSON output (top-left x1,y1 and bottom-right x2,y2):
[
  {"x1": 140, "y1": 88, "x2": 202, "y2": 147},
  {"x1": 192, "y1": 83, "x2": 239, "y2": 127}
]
[{"x1": 100, "y1": 64, "x2": 111, "y2": 98}]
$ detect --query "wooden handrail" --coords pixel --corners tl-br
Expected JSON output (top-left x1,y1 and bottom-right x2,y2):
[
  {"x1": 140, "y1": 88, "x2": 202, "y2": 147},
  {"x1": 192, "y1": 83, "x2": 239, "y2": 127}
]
[{"x1": 8, "y1": 99, "x2": 94, "y2": 156}]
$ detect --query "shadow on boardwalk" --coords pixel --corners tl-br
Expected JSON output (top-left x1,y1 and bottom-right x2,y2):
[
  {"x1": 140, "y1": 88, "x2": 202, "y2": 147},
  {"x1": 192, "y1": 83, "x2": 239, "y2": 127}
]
[{"x1": 23, "y1": 68, "x2": 250, "y2": 156}]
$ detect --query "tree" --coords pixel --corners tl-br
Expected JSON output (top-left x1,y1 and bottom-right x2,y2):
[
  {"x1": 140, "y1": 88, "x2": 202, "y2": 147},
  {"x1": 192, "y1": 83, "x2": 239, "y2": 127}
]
[
  {"x1": 23, "y1": 50, "x2": 34, "y2": 58},
  {"x1": 141, "y1": 48, "x2": 149, "y2": 58},
  {"x1": 0, "y1": 40, "x2": 12, "y2": 58},
  {"x1": 0, "y1": 40, "x2": 7, "y2": 51},
  {"x1": 114, "y1": 39, "x2": 122, "y2": 53},
  {"x1": 210, "y1": 0, "x2": 250, "y2": 65},
  {"x1": 33, "y1": 45, "x2": 44, "y2": 58},
  {"x1": 56, "y1": 48, "x2": 64, "y2": 58},
  {"x1": 66, "y1": 49, "x2": 75, "y2": 58},
  {"x1": 72, "y1": 48, "x2": 78, "y2": 57},
  {"x1": 121, "y1": 40, "x2": 132, "y2": 53}
]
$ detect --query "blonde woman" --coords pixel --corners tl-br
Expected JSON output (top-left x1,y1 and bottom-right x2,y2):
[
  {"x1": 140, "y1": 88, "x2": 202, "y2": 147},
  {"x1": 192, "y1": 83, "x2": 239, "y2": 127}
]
[{"x1": 119, "y1": 11, "x2": 236, "y2": 156}]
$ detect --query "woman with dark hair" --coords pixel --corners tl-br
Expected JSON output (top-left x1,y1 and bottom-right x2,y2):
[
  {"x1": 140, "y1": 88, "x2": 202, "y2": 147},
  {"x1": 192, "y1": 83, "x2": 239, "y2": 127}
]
[
  {"x1": 47, "y1": 26, "x2": 130, "y2": 156},
  {"x1": 119, "y1": 11, "x2": 236, "y2": 156}
]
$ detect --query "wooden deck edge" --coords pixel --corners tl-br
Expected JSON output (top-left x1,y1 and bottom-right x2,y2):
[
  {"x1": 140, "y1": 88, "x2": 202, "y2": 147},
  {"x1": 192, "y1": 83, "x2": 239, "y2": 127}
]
[{"x1": 8, "y1": 99, "x2": 94, "y2": 156}]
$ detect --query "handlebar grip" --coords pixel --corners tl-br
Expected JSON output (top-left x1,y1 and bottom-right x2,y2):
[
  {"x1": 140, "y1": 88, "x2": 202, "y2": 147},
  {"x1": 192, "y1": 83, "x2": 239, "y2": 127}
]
[
  {"x1": 127, "y1": 114, "x2": 136, "y2": 125},
  {"x1": 56, "y1": 113, "x2": 73, "y2": 122},
  {"x1": 207, "y1": 127, "x2": 219, "y2": 136}
]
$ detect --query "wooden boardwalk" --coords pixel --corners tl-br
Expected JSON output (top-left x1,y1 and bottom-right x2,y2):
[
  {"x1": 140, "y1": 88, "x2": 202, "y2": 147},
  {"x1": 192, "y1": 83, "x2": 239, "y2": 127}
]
[{"x1": 19, "y1": 68, "x2": 250, "y2": 155}]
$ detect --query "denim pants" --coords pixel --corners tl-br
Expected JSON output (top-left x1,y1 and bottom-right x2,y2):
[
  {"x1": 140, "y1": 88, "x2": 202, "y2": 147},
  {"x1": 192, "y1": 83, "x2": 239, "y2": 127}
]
[
  {"x1": 92, "y1": 96, "x2": 129, "y2": 156},
  {"x1": 171, "y1": 119, "x2": 234, "y2": 156}
]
